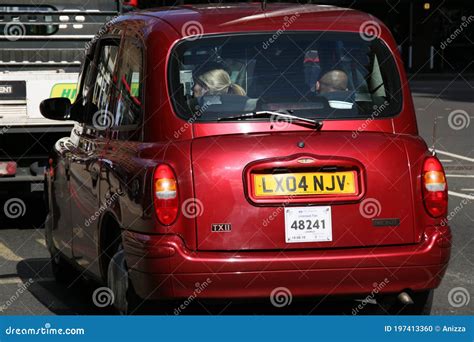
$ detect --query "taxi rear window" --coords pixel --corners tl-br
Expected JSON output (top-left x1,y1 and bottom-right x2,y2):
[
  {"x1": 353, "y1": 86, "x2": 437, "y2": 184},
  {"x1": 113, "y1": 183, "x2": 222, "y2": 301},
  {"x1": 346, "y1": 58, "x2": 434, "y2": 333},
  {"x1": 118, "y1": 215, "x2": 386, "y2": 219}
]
[{"x1": 168, "y1": 32, "x2": 403, "y2": 122}]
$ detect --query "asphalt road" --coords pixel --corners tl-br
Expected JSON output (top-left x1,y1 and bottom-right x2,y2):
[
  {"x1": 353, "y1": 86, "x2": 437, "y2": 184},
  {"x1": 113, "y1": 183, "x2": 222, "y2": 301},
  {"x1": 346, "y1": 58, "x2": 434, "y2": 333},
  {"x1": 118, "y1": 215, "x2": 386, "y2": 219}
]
[
  {"x1": 410, "y1": 77, "x2": 474, "y2": 315},
  {"x1": 0, "y1": 78, "x2": 472, "y2": 315}
]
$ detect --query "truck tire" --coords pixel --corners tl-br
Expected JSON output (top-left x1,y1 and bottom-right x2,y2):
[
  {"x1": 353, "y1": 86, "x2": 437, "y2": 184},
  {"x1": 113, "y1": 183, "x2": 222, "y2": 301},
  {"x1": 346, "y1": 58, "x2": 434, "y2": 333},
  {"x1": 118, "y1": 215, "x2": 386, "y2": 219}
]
[
  {"x1": 50, "y1": 250, "x2": 78, "y2": 288},
  {"x1": 107, "y1": 245, "x2": 141, "y2": 315}
]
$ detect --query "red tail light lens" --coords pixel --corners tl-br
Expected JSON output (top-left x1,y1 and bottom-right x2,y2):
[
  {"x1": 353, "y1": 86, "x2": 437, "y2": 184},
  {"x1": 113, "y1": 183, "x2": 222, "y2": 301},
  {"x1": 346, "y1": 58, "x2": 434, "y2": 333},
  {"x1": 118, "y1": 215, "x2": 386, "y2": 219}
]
[
  {"x1": 0, "y1": 161, "x2": 17, "y2": 176},
  {"x1": 123, "y1": 0, "x2": 138, "y2": 7},
  {"x1": 422, "y1": 156, "x2": 448, "y2": 218},
  {"x1": 153, "y1": 164, "x2": 178, "y2": 225},
  {"x1": 48, "y1": 158, "x2": 54, "y2": 178}
]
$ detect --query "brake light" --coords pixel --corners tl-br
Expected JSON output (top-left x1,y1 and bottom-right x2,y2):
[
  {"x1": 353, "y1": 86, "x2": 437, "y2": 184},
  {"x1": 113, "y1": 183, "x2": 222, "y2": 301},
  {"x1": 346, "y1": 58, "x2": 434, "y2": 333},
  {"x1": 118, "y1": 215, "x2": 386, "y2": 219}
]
[
  {"x1": 422, "y1": 156, "x2": 448, "y2": 218},
  {"x1": 0, "y1": 161, "x2": 17, "y2": 176},
  {"x1": 123, "y1": 0, "x2": 138, "y2": 7},
  {"x1": 48, "y1": 158, "x2": 54, "y2": 178},
  {"x1": 153, "y1": 164, "x2": 178, "y2": 225}
]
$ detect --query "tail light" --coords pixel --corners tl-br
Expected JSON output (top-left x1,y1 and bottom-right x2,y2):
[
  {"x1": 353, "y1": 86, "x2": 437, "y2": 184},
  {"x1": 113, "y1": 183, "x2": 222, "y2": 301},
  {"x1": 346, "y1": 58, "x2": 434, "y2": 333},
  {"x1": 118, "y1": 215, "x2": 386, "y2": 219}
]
[
  {"x1": 153, "y1": 164, "x2": 178, "y2": 225},
  {"x1": 0, "y1": 161, "x2": 17, "y2": 176},
  {"x1": 48, "y1": 158, "x2": 54, "y2": 178},
  {"x1": 123, "y1": 0, "x2": 138, "y2": 7},
  {"x1": 422, "y1": 156, "x2": 448, "y2": 218}
]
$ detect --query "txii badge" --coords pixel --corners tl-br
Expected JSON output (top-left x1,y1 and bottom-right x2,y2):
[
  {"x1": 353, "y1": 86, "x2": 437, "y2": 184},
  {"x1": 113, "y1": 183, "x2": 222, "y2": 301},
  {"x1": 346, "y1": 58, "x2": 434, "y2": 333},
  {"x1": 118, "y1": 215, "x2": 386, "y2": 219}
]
[{"x1": 211, "y1": 223, "x2": 232, "y2": 232}]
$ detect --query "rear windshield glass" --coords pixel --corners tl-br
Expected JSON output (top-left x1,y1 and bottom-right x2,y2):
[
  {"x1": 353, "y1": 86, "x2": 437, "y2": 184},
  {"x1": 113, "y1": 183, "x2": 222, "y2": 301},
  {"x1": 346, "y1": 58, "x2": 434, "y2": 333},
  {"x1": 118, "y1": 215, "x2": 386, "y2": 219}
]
[{"x1": 169, "y1": 32, "x2": 402, "y2": 122}]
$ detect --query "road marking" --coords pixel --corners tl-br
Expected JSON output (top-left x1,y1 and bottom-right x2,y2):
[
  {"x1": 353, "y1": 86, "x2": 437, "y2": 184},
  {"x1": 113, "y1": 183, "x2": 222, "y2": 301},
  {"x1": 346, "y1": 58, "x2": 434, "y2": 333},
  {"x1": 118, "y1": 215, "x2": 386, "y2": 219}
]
[
  {"x1": 461, "y1": 188, "x2": 474, "y2": 191},
  {"x1": 0, "y1": 277, "x2": 28, "y2": 285},
  {"x1": 432, "y1": 149, "x2": 474, "y2": 163},
  {"x1": 448, "y1": 191, "x2": 474, "y2": 200},
  {"x1": 36, "y1": 238, "x2": 46, "y2": 248},
  {"x1": 440, "y1": 159, "x2": 453, "y2": 162},
  {"x1": 0, "y1": 276, "x2": 55, "y2": 285},
  {"x1": 0, "y1": 242, "x2": 22, "y2": 262},
  {"x1": 446, "y1": 175, "x2": 474, "y2": 178}
]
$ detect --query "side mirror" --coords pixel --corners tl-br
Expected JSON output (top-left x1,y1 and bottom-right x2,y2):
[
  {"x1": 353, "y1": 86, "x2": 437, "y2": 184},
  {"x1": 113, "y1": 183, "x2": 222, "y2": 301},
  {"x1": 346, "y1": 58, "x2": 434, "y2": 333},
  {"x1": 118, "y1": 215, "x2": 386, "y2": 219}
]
[{"x1": 39, "y1": 97, "x2": 71, "y2": 121}]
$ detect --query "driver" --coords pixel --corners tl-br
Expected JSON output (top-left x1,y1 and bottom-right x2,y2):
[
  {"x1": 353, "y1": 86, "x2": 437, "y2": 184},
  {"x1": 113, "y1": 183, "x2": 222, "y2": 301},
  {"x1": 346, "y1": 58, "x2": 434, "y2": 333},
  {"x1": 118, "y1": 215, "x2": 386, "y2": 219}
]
[{"x1": 316, "y1": 70, "x2": 354, "y2": 109}]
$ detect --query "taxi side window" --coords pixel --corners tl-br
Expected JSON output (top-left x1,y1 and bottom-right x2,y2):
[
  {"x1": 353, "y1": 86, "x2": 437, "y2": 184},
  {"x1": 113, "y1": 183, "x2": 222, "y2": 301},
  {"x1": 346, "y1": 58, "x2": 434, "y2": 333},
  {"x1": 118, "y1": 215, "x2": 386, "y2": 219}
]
[
  {"x1": 80, "y1": 55, "x2": 95, "y2": 105},
  {"x1": 91, "y1": 43, "x2": 119, "y2": 119},
  {"x1": 112, "y1": 38, "x2": 143, "y2": 139}
]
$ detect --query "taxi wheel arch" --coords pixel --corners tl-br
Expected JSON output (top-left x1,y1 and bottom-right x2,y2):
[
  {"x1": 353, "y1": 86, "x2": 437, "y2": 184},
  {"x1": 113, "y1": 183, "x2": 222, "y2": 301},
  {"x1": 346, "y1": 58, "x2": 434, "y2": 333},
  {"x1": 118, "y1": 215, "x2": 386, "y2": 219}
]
[
  {"x1": 99, "y1": 213, "x2": 123, "y2": 282},
  {"x1": 99, "y1": 213, "x2": 141, "y2": 314}
]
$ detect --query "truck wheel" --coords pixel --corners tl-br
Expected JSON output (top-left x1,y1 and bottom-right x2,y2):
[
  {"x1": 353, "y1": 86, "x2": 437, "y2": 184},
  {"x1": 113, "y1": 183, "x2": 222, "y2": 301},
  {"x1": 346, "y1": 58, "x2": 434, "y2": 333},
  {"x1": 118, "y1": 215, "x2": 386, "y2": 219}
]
[
  {"x1": 50, "y1": 250, "x2": 77, "y2": 288},
  {"x1": 107, "y1": 245, "x2": 141, "y2": 315}
]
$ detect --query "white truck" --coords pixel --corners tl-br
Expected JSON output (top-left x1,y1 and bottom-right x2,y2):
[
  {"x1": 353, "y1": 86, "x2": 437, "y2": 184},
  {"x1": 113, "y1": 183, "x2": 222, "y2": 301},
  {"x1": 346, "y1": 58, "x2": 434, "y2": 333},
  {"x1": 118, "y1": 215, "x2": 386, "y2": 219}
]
[{"x1": 0, "y1": 0, "x2": 120, "y2": 223}]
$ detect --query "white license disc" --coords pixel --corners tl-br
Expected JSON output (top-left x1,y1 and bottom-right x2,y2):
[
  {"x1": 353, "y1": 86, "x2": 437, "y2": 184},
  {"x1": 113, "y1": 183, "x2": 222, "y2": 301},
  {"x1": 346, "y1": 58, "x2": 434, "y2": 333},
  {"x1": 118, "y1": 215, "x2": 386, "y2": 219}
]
[{"x1": 284, "y1": 206, "x2": 332, "y2": 243}]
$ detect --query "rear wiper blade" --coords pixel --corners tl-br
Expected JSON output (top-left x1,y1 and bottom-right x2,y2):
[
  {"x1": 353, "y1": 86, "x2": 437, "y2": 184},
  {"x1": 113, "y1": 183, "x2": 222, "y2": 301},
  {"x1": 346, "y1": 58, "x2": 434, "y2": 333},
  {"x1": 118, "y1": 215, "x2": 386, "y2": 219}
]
[{"x1": 218, "y1": 110, "x2": 323, "y2": 130}]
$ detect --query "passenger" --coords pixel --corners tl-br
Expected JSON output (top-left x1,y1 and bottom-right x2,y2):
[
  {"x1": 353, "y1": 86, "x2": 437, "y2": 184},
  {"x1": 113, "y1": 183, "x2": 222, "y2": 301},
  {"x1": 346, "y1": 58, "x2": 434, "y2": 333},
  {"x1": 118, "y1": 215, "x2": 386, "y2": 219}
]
[
  {"x1": 304, "y1": 50, "x2": 321, "y2": 92},
  {"x1": 193, "y1": 68, "x2": 246, "y2": 98},
  {"x1": 316, "y1": 69, "x2": 353, "y2": 109}
]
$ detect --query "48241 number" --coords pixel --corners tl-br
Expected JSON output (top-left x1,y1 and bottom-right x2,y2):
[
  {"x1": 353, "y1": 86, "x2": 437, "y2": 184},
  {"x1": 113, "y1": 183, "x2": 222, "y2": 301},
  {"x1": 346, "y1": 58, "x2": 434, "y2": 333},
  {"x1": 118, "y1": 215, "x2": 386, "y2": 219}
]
[{"x1": 290, "y1": 219, "x2": 326, "y2": 230}]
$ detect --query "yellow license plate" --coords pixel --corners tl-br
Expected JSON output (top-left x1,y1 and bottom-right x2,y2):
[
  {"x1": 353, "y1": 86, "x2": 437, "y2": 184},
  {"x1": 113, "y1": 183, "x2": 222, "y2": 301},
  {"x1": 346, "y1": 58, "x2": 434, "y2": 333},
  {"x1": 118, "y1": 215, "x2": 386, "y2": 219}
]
[{"x1": 253, "y1": 171, "x2": 356, "y2": 197}]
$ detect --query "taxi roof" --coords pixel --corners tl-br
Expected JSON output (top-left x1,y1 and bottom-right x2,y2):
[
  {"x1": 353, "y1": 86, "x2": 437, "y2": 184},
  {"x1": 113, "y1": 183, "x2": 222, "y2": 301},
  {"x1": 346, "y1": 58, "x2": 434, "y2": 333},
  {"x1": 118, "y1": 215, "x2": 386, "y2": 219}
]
[{"x1": 136, "y1": 3, "x2": 380, "y2": 38}]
